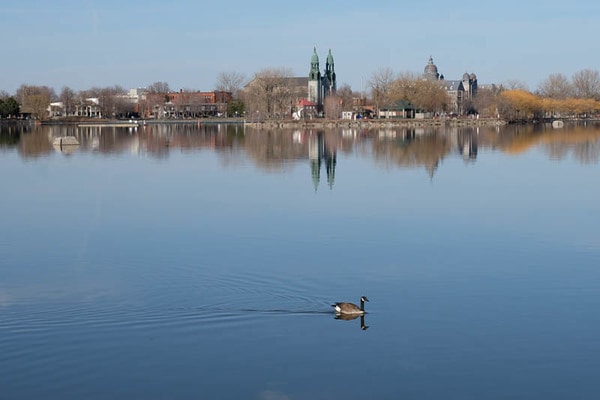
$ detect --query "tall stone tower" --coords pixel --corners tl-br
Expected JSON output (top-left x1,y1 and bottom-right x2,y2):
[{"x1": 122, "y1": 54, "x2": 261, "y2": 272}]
[
  {"x1": 308, "y1": 47, "x2": 321, "y2": 105},
  {"x1": 461, "y1": 72, "x2": 478, "y2": 100},
  {"x1": 323, "y1": 49, "x2": 336, "y2": 98}
]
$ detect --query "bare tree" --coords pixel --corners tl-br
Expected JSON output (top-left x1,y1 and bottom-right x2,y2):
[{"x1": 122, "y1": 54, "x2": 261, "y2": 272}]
[
  {"x1": 415, "y1": 80, "x2": 448, "y2": 113},
  {"x1": 15, "y1": 85, "x2": 56, "y2": 119},
  {"x1": 323, "y1": 95, "x2": 342, "y2": 119},
  {"x1": 92, "y1": 85, "x2": 129, "y2": 118},
  {"x1": 572, "y1": 69, "x2": 600, "y2": 100},
  {"x1": 241, "y1": 68, "x2": 294, "y2": 119},
  {"x1": 390, "y1": 72, "x2": 447, "y2": 114},
  {"x1": 336, "y1": 83, "x2": 356, "y2": 111},
  {"x1": 215, "y1": 71, "x2": 247, "y2": 99},
  {"x1": 503, "y1": 79, "x2": 529, "y2": 91},
  {"x1": 472, "y1": 86, "x2": 501, "y2": 117},
  {"x1": 79, "y1": 87, "x2": 99, "y2": 99},
  {"x1": 391, "y1": 72, "x2": 419, "y2": 103},
  {"x1": 537, "y1": 73, "x2": 573, "y2": 99},
  {"x1": 15, "y1": 84, "x2": 56, "y2": 105},
  {"x1": 147, "y1": 81, "x2": 171, "y2": 94},
  {"x1": 26, "y1": 95, "x2": 51, "y2": 120},
  {"x1": 59, "y1": 86, "x2": 76, "y2": 116},
  {"x1": 368, "y1": 67, "x2": 396, "y2": 117}
]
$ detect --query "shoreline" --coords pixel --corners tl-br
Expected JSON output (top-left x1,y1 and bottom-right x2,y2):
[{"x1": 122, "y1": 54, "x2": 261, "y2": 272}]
[
  {"x1": 33, "y1": 116, "x2": 506, "y2": 128},
  {"x1": 243, "y1": 117, "x2": 507, "y2": 129},
  {"x1": 7, "y1": 116, "x2": 599, "y2": 129}
]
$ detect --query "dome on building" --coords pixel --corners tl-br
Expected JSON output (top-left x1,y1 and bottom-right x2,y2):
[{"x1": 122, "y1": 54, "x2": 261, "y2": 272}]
[{"x1": 424, "y1": 56, "x2": 439, "y2": 80}]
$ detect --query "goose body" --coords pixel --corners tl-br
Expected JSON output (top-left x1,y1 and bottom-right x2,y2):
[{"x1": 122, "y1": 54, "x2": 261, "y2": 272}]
[{"x1": 332, "y1": 296, "x2": 369, "y2": 315}]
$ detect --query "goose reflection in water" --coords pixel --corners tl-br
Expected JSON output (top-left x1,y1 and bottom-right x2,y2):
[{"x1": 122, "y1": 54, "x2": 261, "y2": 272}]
[{"x1": 334, "y1": 313, "x2": 369, "y2": 330}]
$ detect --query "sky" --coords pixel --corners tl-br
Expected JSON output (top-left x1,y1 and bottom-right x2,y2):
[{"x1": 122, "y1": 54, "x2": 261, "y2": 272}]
[{"x1": 1, "y1": 0, "x2": 599, "y2": 95}]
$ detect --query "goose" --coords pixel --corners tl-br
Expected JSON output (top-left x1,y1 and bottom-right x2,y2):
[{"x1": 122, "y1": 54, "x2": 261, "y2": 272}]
[{"x1": 332, "y1": 296, "x2": 369, "y2": 315}]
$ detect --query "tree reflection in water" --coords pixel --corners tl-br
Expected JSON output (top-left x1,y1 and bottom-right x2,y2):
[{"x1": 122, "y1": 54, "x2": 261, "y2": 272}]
[{"x1": 7, "y1": 122, "x2": 600, "y2": 174}]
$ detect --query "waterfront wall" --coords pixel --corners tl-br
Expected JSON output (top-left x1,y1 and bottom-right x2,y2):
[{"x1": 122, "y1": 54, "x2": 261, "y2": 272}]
[
  {"x1": 29, "y1": 116, "x2": 506, "y2": 128},
  {"x1": 245, "y1": 117, "x2": 507, "y2": 129}
]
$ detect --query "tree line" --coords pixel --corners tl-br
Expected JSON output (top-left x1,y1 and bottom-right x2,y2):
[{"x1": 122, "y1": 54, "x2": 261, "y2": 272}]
[
  {"x1": 0, "y1": 84, "x2": 137, "y2": 120},
  {"x1": 216, "y1": 66, "x2": 600, "y2": 120},
  {"x1": 3, "y1": 67, "x2": 600, "y2": 121},
  {"x1": 499, "y1": 69, "x2": 600, "y2": 120},
  {"x1": 0, "y1": 71, "x2": 360, "y2": 121},
  {"x1": 366, "y1": 67, "x2": 600, "y2": 120}
]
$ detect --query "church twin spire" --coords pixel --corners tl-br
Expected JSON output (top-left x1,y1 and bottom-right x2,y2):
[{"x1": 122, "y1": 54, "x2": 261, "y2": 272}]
[{"x1": 308, "y1": 47, "x2": 336, "y2": 107}]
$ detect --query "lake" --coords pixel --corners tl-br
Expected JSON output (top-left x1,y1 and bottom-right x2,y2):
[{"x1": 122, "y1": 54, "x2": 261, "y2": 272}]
[{"x1": 1, "y1": 121, "x2": 600, "y2": 399}]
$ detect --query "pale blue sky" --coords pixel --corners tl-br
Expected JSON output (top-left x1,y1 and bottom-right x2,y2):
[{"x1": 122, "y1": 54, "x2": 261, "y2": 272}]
[{"x1": 1, "y1": 0, "x2": 599, "y2": 95}]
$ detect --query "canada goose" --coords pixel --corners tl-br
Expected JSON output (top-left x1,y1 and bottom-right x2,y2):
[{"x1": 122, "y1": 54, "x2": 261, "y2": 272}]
[{"x1": 332, "y1": 296, "x2": 369, "y2": 315}]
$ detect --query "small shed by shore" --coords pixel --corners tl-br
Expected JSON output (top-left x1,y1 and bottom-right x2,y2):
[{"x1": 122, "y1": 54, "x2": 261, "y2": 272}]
[{"x1": 379, "y1": 100, "x2": 415, "y2": 119}]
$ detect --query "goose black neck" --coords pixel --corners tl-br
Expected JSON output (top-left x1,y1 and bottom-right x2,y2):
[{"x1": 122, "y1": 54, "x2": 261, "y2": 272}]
[{"x1": 360, "y1": 299, "x2": 365, "y2": 311}]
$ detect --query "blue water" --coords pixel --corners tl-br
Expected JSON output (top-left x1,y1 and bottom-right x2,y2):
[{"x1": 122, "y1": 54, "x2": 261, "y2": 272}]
[{"x1": 1, "y1": 123, "x2": 600, "y2": 399}]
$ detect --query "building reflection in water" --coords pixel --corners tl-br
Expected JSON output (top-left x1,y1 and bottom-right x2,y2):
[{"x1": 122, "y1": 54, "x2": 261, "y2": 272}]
[
  {"x1": 7, "y1": 122, "x2": 600, "y2": 179},
  {"x1": 371, "y1": 127, "x2": 452, "y2": 179},
  {"x1": 308, "y1": 131, "x2": 336, "y2": 191},
  {"x1": 456, "y1": 127, "x2": 478, "y2": 161}
]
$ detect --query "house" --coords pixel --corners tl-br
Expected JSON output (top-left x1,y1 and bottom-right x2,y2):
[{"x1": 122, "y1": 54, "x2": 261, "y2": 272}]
[
  {"x1": 379, "y1": 100, "x2": 415, "y2": 119},
  {"x1": 75, "y1": 98, "x2": 101, "y2": 118},
  {"x1": 139, "y1": 90, "x2": 232, "y2": 119},
  {"x1": 293, "y1": 99, "x2": 318, "y2": 119},
  {"x1": 48, "y1": 102, "x2": 64, "y2": 118},
  {"x1": 341, "y1": 111, "x2": 356, "y2": 120}
]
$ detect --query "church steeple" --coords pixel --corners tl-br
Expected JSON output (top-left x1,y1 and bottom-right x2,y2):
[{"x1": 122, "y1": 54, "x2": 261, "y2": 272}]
[
  {"x1": 324, "y1": 49, "x2": 336, "y2": 94},
  {"x1": 308, "y1": 47, "x2": 322, "y2": 104},
  {"x1": 309, "y1": 47, "x2": 320, "y2": 80}
]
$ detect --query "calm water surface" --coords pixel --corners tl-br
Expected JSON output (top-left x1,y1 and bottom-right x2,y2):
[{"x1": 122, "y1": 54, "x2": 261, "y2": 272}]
[{"x1": 1, "y1": 122, "x2": 600, "y2": 399}]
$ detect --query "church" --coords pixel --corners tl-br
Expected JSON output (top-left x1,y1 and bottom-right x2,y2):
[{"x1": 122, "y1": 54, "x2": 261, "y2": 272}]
[
  {"x1": 242, "y1": 47, "x2": 337, "y2": 119},
  {"x1": 307, "y1": 47, "x2": 337, "y2": 109}
]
